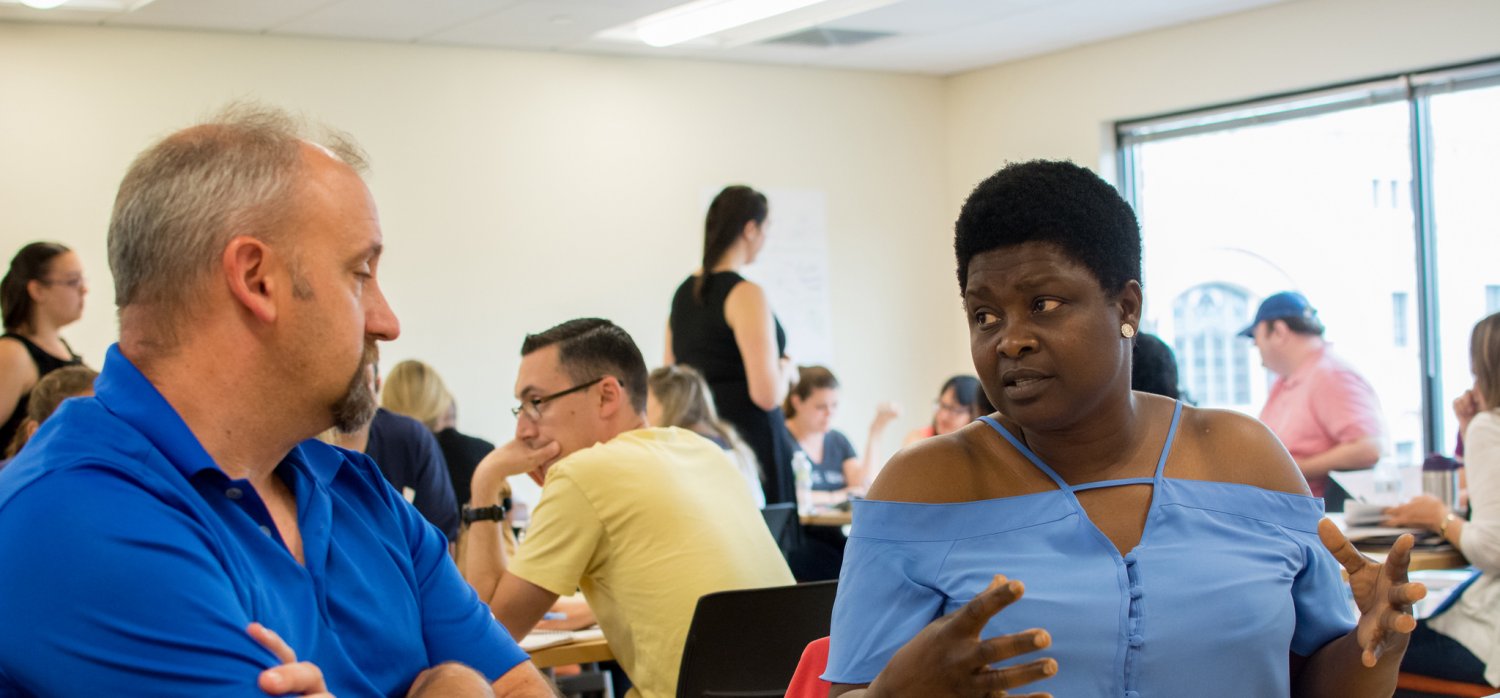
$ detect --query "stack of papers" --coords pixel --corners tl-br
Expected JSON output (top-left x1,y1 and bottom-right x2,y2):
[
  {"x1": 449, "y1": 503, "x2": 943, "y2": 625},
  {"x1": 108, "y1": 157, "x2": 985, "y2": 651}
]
[{"x1": 519, "y1": 626, "x2": 605, "y2": 652}]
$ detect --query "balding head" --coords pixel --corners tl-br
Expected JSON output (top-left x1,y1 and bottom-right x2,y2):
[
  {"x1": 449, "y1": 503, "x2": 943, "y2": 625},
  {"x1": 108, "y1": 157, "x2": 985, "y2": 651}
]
[{"x1": 108, "y1": 103, "x2": 368, "y2": 349}]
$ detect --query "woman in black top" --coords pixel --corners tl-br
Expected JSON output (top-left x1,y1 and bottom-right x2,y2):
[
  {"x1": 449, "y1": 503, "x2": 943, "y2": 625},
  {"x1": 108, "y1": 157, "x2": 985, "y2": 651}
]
[
  {"x1": 666, "y1": 185, "x2": 796, "y2": 505},
  {"x1": 0, "y1": 242, "x2": 86, "y2": 448}
]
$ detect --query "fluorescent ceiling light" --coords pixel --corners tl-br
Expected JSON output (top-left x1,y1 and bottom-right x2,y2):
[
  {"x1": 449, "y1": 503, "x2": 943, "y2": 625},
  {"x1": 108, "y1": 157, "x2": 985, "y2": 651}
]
[
  {"x1": 633, "y1": 0, "x2": 835, "y2": 48},
  {"x1": 2, "y1": 0, "x2": 156, "y2": 9}
]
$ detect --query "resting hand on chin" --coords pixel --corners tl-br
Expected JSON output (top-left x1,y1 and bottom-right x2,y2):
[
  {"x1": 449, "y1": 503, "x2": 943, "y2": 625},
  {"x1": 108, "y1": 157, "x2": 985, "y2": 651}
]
[{"x1": 472, "y1": 439, "x2": 561, "y2": 499}]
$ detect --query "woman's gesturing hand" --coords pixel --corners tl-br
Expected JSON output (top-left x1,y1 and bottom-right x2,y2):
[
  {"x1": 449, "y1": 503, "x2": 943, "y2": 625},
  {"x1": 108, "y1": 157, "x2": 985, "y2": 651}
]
[
  {"x1": 1318, "y1": 519, "x2": 1427, "y2": 667},
  {"x1": 868, "y1": 574, "x2": 1057, "y2": 698}
]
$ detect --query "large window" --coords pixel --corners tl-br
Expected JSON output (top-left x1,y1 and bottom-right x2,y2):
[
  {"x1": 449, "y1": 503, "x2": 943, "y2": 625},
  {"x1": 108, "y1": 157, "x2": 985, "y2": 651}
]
[{"x1": 1119, "y1": 60, "x2": 1500, "y2": 458}]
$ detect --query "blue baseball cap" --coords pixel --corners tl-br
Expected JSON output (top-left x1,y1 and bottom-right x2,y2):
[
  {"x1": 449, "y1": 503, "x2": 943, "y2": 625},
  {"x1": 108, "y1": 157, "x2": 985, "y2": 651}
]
[{"x1": 1239, "y1": 291, "x2": 1316, "y2": 338}]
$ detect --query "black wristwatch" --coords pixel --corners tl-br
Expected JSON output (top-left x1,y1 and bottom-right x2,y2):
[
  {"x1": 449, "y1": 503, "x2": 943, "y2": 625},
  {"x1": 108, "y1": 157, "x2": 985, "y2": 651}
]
[{"x1": 461, "y1": 497, "x2": 510, "y2": 526}]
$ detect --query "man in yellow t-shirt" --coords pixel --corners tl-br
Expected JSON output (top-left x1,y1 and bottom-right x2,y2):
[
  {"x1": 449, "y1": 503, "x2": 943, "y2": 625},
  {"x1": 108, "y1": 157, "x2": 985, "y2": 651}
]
[{"x1": 461, "y1": 318, "x2": 794, "y2": 698}]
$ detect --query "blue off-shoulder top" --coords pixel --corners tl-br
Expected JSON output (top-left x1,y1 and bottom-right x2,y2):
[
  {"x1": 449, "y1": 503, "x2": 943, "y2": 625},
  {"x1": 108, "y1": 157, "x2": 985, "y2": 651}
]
[{"x1": 825, "y1": 402, "x2": 1356, "y2": 697}]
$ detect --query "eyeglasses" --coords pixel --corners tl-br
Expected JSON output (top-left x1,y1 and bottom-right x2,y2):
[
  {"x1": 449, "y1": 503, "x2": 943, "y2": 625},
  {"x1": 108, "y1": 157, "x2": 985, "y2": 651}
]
[
  {"x1": 40, "y1": 276, "x2": 85, "y2": 290},
  {"x1": 934, "y1": 401, "x2": 972, "y2": 417},
  {"x1": 512, "y1": 377, "x2": 604, "y2": 420}
]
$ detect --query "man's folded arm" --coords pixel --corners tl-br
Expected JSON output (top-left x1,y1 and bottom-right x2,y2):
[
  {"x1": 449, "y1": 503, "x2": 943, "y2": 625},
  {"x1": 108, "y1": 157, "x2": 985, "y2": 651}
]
[{"x1": 0, "y1": 468, "x2": 281, "y2": 696}]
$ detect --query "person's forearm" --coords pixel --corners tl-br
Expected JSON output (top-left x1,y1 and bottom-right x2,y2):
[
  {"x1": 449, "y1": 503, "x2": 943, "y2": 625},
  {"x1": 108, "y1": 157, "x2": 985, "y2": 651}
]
[
  {"x1": 1293, "y1": 631, "x2": 1404, "y2": 697},
  {"x1": 1298, "y1": 437, "x2": 1382, "y2": 479},
  {"x1": 859, "y1": 429, "x2": 885, "y2": 489},
  {"x1": 828, "y1": 685, "x2": 869, "y2": 697},
  {"x1": 461, "y1": 474, "x2": 509, "y2": 609},
  {"x1": 407, "y1": 663, "x2": 496, "y2": 698}
]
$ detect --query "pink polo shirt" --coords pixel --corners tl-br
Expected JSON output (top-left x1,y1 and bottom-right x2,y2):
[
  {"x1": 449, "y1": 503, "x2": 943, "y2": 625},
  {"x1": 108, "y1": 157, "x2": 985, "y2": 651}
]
[{"x1": 1259, "y1": 347, "x2": 1385, "y2": 497}]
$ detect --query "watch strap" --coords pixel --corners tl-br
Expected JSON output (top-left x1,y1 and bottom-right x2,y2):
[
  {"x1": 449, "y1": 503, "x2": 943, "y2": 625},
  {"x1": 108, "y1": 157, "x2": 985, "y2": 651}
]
[{"x1": 462, "y1": 497, "x2": 510, "y2": 525}]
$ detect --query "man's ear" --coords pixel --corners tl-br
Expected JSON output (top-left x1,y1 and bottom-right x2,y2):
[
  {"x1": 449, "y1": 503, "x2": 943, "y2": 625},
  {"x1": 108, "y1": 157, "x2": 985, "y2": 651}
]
[
  {"x1": 596, "y1": 376, "x2": 624, "y2": 420},
  {"x1": 1269, "y1": 319, "x2": 1289, "y2": 339},
  {"x1": 222, "y1": 236, "x2": 279, "y2": 325}
]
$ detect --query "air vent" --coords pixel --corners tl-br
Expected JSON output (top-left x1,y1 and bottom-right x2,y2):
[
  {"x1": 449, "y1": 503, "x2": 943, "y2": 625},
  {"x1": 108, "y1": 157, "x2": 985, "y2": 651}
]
[{"x1": 760, "y1": 27, "x2": 894, "y2": 48}]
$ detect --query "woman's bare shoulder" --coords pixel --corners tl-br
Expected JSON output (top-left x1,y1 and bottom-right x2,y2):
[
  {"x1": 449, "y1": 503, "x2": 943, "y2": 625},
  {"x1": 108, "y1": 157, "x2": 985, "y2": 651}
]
[
  {"x1": 1172, "y1": 405, "x2": 1309, "y2": 496},
  {"x1": 0, "y1": 338, "x2": 35, "y2": 373},
  {"x1": 721, "y1": 278, "x2": 768, "y2": 321},
  {"x1": 867, "y1": 419, "x2": 1037, "y2": 503}
]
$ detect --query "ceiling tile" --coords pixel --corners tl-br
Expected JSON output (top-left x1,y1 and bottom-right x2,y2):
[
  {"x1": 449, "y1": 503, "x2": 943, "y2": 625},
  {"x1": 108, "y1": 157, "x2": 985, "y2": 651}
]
[
  {"x1": 426, "y1": 0, "x2": 678, "y2": 49},
  {"x1": 102, "y1": 0, "x2": 333, "y2": 31},
  {"x1": 273, "y1": 0, "x2": 523, "y2": 42},
  {"x1": 827, "y1": 0, "x2": 1049, "y2": 35}
]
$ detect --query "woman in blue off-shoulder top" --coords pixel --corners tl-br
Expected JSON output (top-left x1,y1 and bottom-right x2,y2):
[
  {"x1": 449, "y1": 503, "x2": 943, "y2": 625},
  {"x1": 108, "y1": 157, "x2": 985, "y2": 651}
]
[{"x1": 824, "y1": 160, "x2": 1427, "y2": 698}]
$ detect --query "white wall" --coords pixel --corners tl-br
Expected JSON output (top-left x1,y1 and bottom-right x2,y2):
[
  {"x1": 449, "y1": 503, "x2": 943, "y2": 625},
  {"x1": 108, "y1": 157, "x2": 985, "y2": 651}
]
[{"x1": 0, "y1": 23, "x2": 956, "y2": 474}]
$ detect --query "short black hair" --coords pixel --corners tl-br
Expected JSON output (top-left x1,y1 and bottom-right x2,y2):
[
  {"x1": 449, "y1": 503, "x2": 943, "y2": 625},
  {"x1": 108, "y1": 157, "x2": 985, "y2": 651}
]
[
  {"x1": 1131, "y1": 333, "x2": 1181, "y2": 400},
  {"x1": 521, "y1": 318, "x2": 648, "y2": 414},
  {"x1": 955, "y1": 160, "x2": 1140, "y2": 295}
]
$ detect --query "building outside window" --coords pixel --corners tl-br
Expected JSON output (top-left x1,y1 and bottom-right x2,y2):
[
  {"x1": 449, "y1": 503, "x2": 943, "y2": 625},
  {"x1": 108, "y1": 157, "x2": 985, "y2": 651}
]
[{"x1": 1118, "y1": 60, "x2": 1500, "y2": 457}]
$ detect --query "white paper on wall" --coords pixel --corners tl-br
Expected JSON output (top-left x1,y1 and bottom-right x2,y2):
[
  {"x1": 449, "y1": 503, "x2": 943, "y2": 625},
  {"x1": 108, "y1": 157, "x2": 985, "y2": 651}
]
[{"x1": 715, "y1": 187, "x2": 834, "y2": 366}]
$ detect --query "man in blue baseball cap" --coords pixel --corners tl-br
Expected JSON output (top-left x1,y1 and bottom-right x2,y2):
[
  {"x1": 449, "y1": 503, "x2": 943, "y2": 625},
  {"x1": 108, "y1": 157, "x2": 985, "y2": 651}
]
[{"x1": 1244, "y1": 291, "x2": 1385, "y2": 511}]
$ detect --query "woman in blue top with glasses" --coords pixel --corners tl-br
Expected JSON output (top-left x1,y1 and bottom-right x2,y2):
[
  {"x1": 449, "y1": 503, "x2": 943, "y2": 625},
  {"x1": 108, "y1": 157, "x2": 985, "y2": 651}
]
[
  {"x1": 823, "y1": 161, "x2": 1425, "y2": 697},
  {"x1": 0, "y1": 242, "x2": 86, "y2": 450}
]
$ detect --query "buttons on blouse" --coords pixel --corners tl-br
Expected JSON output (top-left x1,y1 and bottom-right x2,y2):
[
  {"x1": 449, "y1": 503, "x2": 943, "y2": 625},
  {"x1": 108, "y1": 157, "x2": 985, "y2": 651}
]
[
  {"x1": 225, "y1": 487, "x2": 243, "y2": 500},
  {"x1": 1128, "y1": 634, "x2": 1144, "y2": 649},
  {"x1": 1125, "y1": 691, "x2": 1141, "y2": 698},
  {"x1": 259, "y1": 525, "x2": 273, "y2": 536},
  {"x1": 1129, "y1": 586, "x2": 1144, "y2": 600}
]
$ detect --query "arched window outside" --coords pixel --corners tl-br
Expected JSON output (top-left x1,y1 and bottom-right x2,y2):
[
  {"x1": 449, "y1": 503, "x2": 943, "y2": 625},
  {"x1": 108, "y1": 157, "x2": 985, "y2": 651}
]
[{"x1": 1172, "y1": 283, "x2": 1252, "y2": 408}]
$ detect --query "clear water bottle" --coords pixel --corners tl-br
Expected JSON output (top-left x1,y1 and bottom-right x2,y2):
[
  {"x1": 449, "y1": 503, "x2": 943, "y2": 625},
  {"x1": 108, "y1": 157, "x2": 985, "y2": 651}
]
[{"x1": 791, "y1": 450, "x2": 814, "y2": 516}]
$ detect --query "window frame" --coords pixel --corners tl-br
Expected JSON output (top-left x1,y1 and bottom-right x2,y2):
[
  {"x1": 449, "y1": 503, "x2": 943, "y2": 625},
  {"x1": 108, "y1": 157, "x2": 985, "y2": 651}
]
[{"x1": 1115, "y1": 57, "x2": 1500, "y2": 455}]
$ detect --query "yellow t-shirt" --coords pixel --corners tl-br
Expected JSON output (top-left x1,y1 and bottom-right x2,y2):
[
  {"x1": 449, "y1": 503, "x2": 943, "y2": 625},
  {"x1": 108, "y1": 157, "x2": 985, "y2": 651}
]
[{"x1": 509, "y1": 427, "x2": 794, "y2": 698}]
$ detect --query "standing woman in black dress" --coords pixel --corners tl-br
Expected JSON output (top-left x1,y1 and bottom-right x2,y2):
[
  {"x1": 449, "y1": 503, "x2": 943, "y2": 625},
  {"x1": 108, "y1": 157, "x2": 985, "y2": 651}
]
[
  {"x1": 667, "y1": 185, "x2": 796, "y2": 505},
  {"x1": 0, "y1": 242, "x2": 87, "y2": 448}
]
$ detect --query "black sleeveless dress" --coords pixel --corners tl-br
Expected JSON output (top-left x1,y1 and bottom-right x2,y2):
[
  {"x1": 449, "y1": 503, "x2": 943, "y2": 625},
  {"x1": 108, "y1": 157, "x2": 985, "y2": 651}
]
[
  {"x1": 669, "y1": 272, "x2": 794, "y2": 505},
  {"x1": 1, "y1": 334, "x2": 83, "y2": 448}
]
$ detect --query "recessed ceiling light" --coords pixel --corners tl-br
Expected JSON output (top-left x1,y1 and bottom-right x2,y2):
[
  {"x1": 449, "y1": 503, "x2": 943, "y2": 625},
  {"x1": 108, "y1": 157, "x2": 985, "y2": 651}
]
[
  {"x1": 633, "y1": 0, "x2": 834, "y2": 48},
  {"x1": 596, "y1": 0, "x2": 898, "y2": 49},
  {"x1": 2, "y1": 0, "x2": 158, "y2": 10}
]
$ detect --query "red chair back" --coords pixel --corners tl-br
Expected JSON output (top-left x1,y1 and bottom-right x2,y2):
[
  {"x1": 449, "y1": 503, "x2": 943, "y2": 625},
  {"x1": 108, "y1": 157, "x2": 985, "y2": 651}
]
[
  {"x1": 785, "y1": 636, "x2": 832, "y2": 698},
  {"x1": 1396, "y1": 671, "x2": 1497, "y2": 697}
]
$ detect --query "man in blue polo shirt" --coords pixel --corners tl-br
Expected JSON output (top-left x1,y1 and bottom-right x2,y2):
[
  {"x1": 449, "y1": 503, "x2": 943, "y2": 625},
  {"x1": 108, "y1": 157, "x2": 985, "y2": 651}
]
[{"x1": 0, "y1": 105, "x2": 551, "y2": 696}]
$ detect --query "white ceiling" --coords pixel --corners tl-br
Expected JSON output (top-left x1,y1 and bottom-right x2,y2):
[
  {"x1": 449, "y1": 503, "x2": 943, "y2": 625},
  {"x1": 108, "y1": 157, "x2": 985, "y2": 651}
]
[{"x1": 0, "y1": 0, "x2": 1291, "y2": 75}]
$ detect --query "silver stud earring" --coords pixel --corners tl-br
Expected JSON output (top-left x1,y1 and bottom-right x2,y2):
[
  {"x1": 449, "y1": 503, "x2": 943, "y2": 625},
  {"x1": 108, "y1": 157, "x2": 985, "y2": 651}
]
[{"x1": 1121, "y1": 324, "x2": 1136, "y2": 338}]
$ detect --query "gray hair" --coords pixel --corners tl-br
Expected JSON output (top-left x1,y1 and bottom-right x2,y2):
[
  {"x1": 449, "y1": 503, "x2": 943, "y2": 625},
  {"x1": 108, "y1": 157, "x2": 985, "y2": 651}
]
[{"x1": 107, "y1": 102, "x2": 368, "y2": 346}]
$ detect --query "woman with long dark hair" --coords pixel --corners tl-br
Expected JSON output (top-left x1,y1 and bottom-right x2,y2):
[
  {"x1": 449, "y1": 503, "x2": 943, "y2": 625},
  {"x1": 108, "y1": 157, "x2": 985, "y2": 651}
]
[
  {"x1": 666, "y1": 185, "x2": 796, "y2": 505},
  {"x1": 0, "y1": 242, "x2": 86, "y2": 448}
]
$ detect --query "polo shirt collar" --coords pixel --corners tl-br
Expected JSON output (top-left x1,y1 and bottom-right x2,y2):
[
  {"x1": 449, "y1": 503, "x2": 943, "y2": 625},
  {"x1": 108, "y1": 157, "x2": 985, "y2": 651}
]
[
  {"x1": 93, "y1": 344, "x2": 342, "y2": 486},
  {"x1": 1279, "y1": 346, "x2": 1328, "y2": 390}
]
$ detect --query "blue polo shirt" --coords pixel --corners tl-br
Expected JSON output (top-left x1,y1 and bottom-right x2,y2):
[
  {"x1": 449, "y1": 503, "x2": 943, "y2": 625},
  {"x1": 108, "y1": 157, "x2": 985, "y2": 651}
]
[{"x1": 0, "y1": 345, "x2": 528, "y2": 696}]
